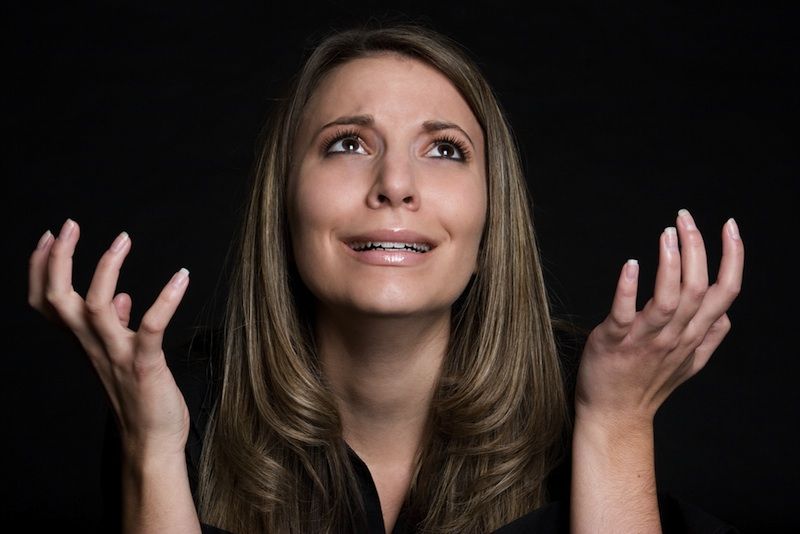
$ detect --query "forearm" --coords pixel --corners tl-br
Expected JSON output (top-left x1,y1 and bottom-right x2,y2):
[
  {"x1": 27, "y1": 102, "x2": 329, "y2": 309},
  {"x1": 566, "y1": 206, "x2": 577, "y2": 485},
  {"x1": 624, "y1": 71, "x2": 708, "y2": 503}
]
[
  {"x1": 121, "y1": 450, "x2": 202, "y2": 534},
  {"x1": 570, "y1": 414, "x2": 661, "y2": 534}
]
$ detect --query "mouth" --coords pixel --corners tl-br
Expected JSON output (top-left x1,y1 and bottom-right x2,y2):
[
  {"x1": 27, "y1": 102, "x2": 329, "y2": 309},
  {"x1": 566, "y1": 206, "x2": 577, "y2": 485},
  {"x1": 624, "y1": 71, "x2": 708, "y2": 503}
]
[
  {"x1": 347, "y1": 241, "x2": 432, "y2": 253},
  {"x1": 340, "y1": 231, "x2": 437, "y2": 266}
]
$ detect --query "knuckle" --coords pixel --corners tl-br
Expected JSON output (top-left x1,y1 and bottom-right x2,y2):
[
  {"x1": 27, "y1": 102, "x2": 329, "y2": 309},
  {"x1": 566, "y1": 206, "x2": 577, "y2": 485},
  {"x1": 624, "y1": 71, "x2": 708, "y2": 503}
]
[
  {"x1": 84, "y1": 298, "x2": 106, "y2": 315},
  {"x1": 138, "y1": 316, "x2": 163, "y2": 335},
  {"x1": 715, "y1": 315, "x2": 732, "y2": 332},
  {"x1": 105, "y1": 337, "x2": 131, "y2": 359},
  {"x1": 653, "y1": 298, "x2": 679, "y2": 317},
  {"x1": 97, "y1": 252, "x2": 116, "y2": 270},
  {"x1": 685, "y1": 230, "x2": 705, "y2": 245},
  {"x1": 45, "y1": 289, "x2": 63, "y2": 307},
  {"x1": 684, "y1": 331, "x2": 706, "y2": 350},
  {"x1": 653, "y1": 333, "x2": 680, "y2": 353},
  {"x1": 724, "y1": 282, "x2": 742, "y2": 298},
  {"x1": 610, "y1": 314, "x2": 634, "y2": 330},
  {"x1": 684, "y1": 284, "x2": 708, "y2": 302},
  {"x1": 47, "y1": 243, "x2": 65, "y2": 258}
]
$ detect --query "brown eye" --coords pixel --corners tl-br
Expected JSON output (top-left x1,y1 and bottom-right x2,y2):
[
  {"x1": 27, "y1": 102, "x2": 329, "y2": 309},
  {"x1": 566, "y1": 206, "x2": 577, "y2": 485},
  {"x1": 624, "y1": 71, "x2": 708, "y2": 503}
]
[
  {"x1": 425, "y1": 138, "x2": 468, "y2": 161},
  {"x1": 327, "y1": 135, "x2": 368, "y2": 155},
  {"x1": 435, "y1": 143, "x2": 458, "y2": 158}
]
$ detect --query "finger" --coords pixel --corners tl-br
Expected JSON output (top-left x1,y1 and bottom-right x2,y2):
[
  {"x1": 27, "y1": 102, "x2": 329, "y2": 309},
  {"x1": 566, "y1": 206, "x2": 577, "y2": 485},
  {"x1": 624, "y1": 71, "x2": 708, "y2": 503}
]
[
  {"x1": 600, "y1": 259, "x2": 639, "y2": 341},
  {"x1": 689, "y1": 313, "x2": 731, "y2": 375},
  {"x1": 43, "y1": 219, "x2": 105, "y2": 354},
  {"x1": 632, "y1": 227, "x2": 682, "y2": 339},
  {"x1": 44, "y1": 219, "x2": 91, "y2": 332},
  {"x1": 678, "y1": 218, "x2": 745, "y2": 336},
  {"x1": 28, "y1": 229, "x2": 56, "y2": 318},
  {"x1": 669, "y1": 209, "x2": 710, "y2": 330},
  {"x1": 136, "y1": 268, "x2": 190, "y2": 359},
  {"x1": 84, "y1": 231, "x2": 132, "y2": 337},
  {"x1": 46, "y1": 219, "x2": 80, "y2": 298},
  {"x1": 113, "y1": 293, "x2": 132, "y2": 329}
]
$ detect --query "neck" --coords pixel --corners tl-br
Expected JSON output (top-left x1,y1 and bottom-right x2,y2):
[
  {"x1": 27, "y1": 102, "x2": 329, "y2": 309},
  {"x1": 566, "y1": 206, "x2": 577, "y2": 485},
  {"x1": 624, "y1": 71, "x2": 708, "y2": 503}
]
[{"x1": 315, "y1": 303, "x2": 450, "y2": 467}]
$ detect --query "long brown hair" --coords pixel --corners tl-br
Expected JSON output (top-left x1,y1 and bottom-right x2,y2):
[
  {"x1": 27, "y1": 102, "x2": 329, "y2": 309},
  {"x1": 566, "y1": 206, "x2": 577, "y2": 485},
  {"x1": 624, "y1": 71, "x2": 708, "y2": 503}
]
[{"x1": 197, "y1": 22, "x2": 568, "y2": 533}]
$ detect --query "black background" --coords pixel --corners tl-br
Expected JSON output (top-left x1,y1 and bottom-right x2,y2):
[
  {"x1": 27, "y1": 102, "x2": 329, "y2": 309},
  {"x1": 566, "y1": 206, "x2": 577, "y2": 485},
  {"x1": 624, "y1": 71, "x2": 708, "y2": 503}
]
[{"x1": 5, "y1": 2, "x2": 797, "y2": 532}]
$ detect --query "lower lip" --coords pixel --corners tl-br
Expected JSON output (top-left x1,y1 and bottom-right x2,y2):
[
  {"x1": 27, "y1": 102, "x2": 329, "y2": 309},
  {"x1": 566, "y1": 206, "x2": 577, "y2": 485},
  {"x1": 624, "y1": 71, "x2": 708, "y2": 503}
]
[{"x1": 342, "y1": 242, "x2": 433, "y2": 266}]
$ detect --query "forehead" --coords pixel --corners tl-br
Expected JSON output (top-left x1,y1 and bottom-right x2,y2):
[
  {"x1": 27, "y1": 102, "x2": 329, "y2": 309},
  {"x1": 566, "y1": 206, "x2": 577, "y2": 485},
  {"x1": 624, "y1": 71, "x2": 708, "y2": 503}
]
[{"x1": 300, "y1": 54, "x2": 483, "y2": 140}]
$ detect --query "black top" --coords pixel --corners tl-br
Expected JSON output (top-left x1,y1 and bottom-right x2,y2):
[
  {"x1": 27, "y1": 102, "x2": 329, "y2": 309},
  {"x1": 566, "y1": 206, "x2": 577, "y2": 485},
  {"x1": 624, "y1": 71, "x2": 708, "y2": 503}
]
[{"x1": 101, "y1": 332, "x2": 738, "y2": 533}]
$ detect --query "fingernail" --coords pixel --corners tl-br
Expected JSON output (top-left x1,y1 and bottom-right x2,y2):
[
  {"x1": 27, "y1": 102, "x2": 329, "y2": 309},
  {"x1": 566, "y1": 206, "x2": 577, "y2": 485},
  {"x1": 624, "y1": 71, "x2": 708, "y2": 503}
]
[
  {"x1": 726, "y1": 218, "x2": 740, "y2": 240},
  {"x1": 625, "y1": 259, "x2": 639, "y2": 280},
  {"x1": 110, "y1": 231, "x2": 129, "y2": 253},
  {"x1": 678, "y1": 209, "x2": 695, "y2": 230},
  {"x1": 36, "y1": 230, "x2": 53, "y2": 250},
  {"x1": 170, "y1": 267, "x2": 190, "y2": 288},
  {"x1": 664, "y1": 227, "x2": 678, "y2": 249},
  {"x1": 59, "y1": 219, "x2": 76, "y2": 239}
]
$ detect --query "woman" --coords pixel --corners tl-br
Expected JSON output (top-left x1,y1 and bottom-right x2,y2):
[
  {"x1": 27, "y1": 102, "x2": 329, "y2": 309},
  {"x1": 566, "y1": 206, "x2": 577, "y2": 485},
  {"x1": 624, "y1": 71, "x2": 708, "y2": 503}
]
[{"x1": 27, "y1": 24, "x2": 744, "y2": 533}]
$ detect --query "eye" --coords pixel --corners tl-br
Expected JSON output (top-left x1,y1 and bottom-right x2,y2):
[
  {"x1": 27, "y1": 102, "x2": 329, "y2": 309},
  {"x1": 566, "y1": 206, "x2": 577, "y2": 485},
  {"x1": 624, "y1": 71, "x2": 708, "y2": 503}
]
[
  {"x1": 323, "y1": 128, "x2": 368, "y2": 155},
  {"x1": 425, "y1": 135, "x2": 471, "y2": 162}
]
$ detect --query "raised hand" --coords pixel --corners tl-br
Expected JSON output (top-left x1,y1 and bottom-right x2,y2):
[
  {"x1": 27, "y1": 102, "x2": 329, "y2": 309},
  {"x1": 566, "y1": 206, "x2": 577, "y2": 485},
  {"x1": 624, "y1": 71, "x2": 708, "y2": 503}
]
[
  {"x1": 28, "y1": 218, "x2": 192, "y2": 460},
  {"x1": 575, "y1": 209, "x2": 744, "y2": 425},
  {"x1": 570, "y1": 209, "x2": 744, "y2": 533}
]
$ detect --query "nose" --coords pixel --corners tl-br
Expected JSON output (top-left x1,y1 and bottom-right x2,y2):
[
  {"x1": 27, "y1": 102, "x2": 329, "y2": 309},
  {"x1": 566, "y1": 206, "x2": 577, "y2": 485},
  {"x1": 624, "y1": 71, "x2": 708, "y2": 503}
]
[{"x1": 366, "y1": 148, "x2": 420, "y2": 210}]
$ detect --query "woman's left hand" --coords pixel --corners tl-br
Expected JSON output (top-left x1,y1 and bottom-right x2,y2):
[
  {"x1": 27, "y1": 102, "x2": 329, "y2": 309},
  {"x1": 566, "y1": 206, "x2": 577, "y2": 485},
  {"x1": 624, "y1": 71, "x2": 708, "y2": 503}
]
[{"x1": 575, "y1": 209, "x2": 744, "y2": 426}]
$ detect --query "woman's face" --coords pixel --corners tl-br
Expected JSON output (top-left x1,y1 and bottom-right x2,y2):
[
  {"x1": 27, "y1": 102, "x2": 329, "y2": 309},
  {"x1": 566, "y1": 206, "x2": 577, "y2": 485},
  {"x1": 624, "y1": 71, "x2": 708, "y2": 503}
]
[{"x1": 288, "y1": 54, "x2": 487, "y2": 318}]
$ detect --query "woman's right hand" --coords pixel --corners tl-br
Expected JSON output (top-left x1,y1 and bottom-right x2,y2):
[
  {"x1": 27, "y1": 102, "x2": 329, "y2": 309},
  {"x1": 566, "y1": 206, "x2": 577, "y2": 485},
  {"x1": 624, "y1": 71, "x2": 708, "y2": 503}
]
[{"x1": 28, "y1": 218, "x2": 192, "y2": 460}]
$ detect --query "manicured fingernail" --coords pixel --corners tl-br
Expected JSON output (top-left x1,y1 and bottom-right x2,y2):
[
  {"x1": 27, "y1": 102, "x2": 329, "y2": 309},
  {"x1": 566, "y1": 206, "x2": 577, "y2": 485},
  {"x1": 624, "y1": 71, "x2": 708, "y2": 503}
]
[
  {"x1": 625, "y1": 259, "x2": 639, "y2": 280},
  {"x1": 664, "y1": 227, "x2": 678, "y2": 249},
  {"x1": 36, "y1": 230, "x2": 53, "y2": 250},
  {"x1": 59, "y1": 219, "x2": 76, "y2": 239},
  {"x1": 170, "y1": 267, "x2": 190, "y2": 288},
  {"x1": 110, "y1": 231, "x2": 129, "y2": 252},
  {"x1": 726, "y1": 218, "x2": 740, "y2": 240},
  {"x1": 678, "y1": 209, "x2": 695, "y2": 230}
]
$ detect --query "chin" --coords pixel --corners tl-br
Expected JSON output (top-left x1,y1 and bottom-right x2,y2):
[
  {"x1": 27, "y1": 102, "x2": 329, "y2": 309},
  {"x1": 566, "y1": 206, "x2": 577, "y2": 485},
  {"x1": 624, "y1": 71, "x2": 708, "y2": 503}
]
[{"x1": 326, "y1": 284, "x2": 454, "y2": 319}]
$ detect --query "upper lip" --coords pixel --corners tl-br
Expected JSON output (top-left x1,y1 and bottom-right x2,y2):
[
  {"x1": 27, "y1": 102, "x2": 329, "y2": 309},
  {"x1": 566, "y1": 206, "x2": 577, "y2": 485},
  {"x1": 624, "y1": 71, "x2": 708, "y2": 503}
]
[{"x1": 342, "y1": 229, "x2": 439, "y2": 248}]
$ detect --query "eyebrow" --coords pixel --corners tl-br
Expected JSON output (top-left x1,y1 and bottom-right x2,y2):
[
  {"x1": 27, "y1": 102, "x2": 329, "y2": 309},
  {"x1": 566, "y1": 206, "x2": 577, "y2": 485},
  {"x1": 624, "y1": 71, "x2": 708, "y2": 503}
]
[
  {"x1": 422, "y1": 120, "x2": 475, "y2": 149},
  {"x1": 321, "y1": 114, "x2": 374, "y2": 129},
  {"x1": 319, "y1": 114, "x2": 475, "y2": 148}
]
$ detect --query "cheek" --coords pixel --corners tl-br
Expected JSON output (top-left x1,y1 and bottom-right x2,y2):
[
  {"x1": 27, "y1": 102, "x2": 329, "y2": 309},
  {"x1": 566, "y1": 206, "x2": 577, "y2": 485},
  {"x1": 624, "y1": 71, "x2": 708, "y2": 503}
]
[
  {"x1": 290, "y1": 167, "x2": 349, "y2": 242},
  {"x1": 288, "y1": 166, "x2": 361, "y2": 293},
  {"x1": 437, "y1": 176, "x2": 487, "y2": 246}
]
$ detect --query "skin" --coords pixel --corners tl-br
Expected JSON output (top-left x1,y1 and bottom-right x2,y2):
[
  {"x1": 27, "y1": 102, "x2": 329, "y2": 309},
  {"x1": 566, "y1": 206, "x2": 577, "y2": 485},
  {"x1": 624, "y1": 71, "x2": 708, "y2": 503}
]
[
  {"x1": 571, "y1": 212, "x2": 744, "y2": 533},
  {"x1": 27, "y1": 56, "x2": 744, "y2": 534},
  {"x1": 27, "y1": 222, "x2": 201, "y2": 534},
  {"x1": 288, "y1": 54, "x2": 487, "y2": 530}
]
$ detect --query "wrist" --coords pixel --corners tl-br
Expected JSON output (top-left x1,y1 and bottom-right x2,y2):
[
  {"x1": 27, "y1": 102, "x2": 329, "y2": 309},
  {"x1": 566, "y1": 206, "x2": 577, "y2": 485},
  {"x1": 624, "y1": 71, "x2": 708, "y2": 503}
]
[
  {"x1": 574, "y1": 401, "x2": 655, "y2": 438},
  {"x1": 572, "y1": 405, "x2": 657, "y2": 470},
  {"x1": 570, "y1": 407, "x2": 661, "y2": 533},
  {"x1": 121, "y1": 445, "x2": 188, "y2": 476}
]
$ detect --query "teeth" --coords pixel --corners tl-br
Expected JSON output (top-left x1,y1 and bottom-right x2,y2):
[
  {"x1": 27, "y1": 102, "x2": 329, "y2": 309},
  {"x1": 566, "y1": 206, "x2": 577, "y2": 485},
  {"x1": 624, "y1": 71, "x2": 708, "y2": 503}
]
[{"x1": 350, "y1": 241, "x2": 431, "y2": 253}]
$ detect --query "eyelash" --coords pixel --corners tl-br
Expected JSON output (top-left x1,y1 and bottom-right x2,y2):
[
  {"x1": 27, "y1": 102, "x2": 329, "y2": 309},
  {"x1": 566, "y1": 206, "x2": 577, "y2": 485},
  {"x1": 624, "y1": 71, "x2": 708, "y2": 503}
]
[
  {"x1": 321, "y1": 128, "x2": 472, "y2": 163},
  {"x1": 432, "y1": 134, "x2": 472, "y2": 162},
  {"x1": 321, "y1": 128, "x2": 362, "y2": 154}
]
